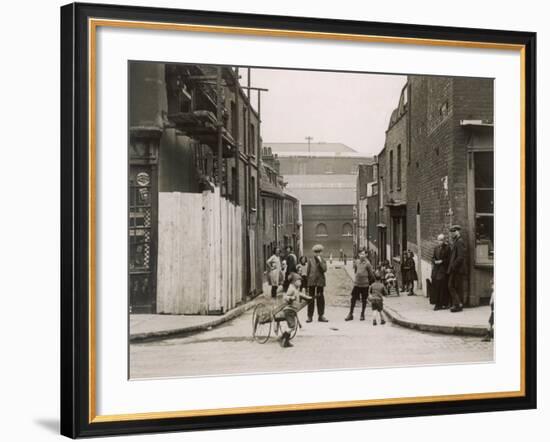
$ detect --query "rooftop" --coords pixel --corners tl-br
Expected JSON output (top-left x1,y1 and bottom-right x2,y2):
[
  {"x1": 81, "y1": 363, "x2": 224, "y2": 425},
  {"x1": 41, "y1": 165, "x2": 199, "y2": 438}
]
[
  {"x1": 283, "y1": 174, "x2": 357, "y2": 205},
  {"x1": 287, "y1": 188, "x2": 356, "y2": 206},
  {"x1": 266, "y1": 142, "x2": 357, "y2": 154},
  {"x1": 284, "y1": 174, "x2": 357, "y2": 188}
]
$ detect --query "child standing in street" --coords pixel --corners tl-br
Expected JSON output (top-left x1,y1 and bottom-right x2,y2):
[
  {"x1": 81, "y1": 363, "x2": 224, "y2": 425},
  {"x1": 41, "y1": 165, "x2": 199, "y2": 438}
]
[
  {"x1": 276, "y1": 272, "x2": 312, "y2": 347},
  {"x1": 384, "y1": 264, "x2": 398, "y2": 296},
  {"x1": 297, "y1": 256, "x2": 309, "y2": 293},
  {"x1": 368, "y1": 272, "x2": 388, "y2": 326},
  {"x1": 266, "y1": 247, "x2": 282, "y2": 298},
  {"x1": 404, "y1": 250, "x2": 418, "y2": 296},
  {"x1": 345, "y1": 249, "x2": 375, "y2": 321}
]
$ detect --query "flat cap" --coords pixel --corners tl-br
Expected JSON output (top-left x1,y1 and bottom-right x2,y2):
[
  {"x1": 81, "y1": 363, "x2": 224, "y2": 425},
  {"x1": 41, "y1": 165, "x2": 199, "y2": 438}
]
[
  {"x1": 312, "y1": 244, "x2": 324, "y2": 252},
  {"x1": 449, "y1": 225, "x2": 462, "y2": 232},
  {"x1": 287, "y1": 272, "x2": 301, "y2": 283}
]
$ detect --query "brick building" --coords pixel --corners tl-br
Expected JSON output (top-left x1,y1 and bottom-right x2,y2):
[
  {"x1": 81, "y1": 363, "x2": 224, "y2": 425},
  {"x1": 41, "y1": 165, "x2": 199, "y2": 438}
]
[
  {"x1": 377, "y1": 85, "x2": 410, "y2": 282},
  {"x1": 405, "y1": 76, "x2": 494, "y2": 306},
  {"x1": 356, "y1": 163, "x2": 378, "y2": 257},
  {"x1": 259, "y1": 147, "x2": 302, "y2": 263},
  {"x1": 267, "y1": 142, "x2": 372, "y2": 258},
  {"x1": 362, "y1": 76, "x2": 493, "y2": 305},
  {"x1": 366, "y1": 164, "x2": 380, "y2": 260}
]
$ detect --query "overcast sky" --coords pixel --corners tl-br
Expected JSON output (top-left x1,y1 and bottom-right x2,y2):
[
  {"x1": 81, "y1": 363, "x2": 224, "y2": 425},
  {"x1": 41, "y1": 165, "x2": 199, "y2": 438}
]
[{"x1": 241, "y1": 68, "x2": 407, "y2": 155}]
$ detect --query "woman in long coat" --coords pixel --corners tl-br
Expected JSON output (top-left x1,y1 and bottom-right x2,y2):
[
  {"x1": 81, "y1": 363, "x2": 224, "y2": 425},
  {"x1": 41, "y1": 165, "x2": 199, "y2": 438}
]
[
  {"x1": 431, "y1": 234, "x2": 451, "y2": 309},
  {"x1": 400, "y1": 250, "x2": 410, "y2": 293},
  {"x1": 266, "y1": 247, "x2": 282, "y2": 298},
  {"x1": 404, "y1": 250, "x2": 418, "y2": 296}
]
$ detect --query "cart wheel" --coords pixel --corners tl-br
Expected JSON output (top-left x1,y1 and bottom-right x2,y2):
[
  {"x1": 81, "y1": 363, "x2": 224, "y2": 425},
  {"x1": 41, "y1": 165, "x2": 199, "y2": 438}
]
[
  {"x1": 288, "y1": 311, "x2": 299, "y2": 340},
  {"x1": 275, "y1": 310, "x2": 299, "y2": 340},
  {"x1": 252, "y1": 303, "x2": 272, "y2": 344}
]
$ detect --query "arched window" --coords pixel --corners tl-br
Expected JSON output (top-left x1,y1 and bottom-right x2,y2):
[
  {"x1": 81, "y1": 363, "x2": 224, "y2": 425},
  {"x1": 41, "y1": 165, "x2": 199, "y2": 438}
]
[
  {"x1": 315, "y1": 223, "x2": 328, "y2": 237},
  {"x1": 342, "y1": 223, "x2": 353, "y2": 237}
]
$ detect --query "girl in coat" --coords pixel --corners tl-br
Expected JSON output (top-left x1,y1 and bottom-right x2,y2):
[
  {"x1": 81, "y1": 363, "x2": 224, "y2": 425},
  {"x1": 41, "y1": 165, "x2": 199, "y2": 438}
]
[
  {"x1": 297, "y1": 256, "x2": 309, "y2": 293},
  {"x1": 266, "y1": 247, "x2": 282, "y2": 298}
]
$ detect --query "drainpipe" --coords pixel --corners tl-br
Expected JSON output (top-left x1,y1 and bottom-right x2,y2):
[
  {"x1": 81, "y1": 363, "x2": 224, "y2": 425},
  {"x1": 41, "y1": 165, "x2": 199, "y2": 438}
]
[{"x1": 216, "y1": 67, "x2": 222, "y2": 189}]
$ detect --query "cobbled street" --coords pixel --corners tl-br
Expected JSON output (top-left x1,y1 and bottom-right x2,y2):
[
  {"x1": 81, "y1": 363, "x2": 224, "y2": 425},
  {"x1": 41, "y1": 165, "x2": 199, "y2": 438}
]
[{"x1": 130, "y1": 267, "x2": 493, "y2": 379}]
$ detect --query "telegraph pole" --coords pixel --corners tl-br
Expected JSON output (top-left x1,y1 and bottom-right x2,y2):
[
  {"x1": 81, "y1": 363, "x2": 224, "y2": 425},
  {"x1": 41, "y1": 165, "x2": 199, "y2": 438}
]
[{"x1": 305, "y1": 136, "x2": 313, "y2": 154}]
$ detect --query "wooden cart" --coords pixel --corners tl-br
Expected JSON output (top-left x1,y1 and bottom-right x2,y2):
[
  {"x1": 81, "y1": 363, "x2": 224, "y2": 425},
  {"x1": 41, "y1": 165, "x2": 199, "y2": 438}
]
[{"x1": 251, "y1": 298, "x2": 308, "y2": 344}]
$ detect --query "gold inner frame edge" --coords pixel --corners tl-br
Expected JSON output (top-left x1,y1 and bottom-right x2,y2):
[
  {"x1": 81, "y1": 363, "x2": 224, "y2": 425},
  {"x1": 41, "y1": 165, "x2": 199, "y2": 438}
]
[{"x1": 87, "y1": 18, "x2": 527, "y2": 424}]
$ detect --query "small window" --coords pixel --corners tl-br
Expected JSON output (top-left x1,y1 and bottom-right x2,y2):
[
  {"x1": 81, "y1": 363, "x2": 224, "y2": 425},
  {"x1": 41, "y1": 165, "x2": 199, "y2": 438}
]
[
  {"x1": 262, "y1": 199, "x2": 266, "y2": 229},
  {"x1": 231, "y1": 166, "x2": 238, "y2": 204},
  {"x1": 242, "y1": 108, "x2": 247, "y2": 153},
  {"x1": 342, "y1": 223, "x2": 353, "y2": 237},
  {"x1": 439, "y1": 101, "x2": 449, "y2": 116},
  {"x1": 315, "y1": 223, "x2": 328, "y2": 237},
  {"x1": 397, "y1": 145, "x2": 402, "y2": 190},
  {"x1": 474, "y1": 151, "x2": 494, "y2": 264},
  {"x1": 249, "y1": 176, "x2": 256, "y2": 210},
  {"x1": 230, "y1": 101, "x2": 237, "y2": 135},
  {"x1": 250, "y1": 123, "x2": 256, "y2": 156},
  {"x1": 389, "y1": 150, "x2": 394, "y2": 191},
  {"x1": 379, "y1": 179, "x2": 384, "y2": 209}
]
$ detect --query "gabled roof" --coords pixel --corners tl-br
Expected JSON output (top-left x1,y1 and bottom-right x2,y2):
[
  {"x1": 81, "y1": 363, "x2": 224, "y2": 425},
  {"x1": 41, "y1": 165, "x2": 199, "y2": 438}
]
[{"x1": 259, "y1": 163, "x2": 284, "y2": 197}]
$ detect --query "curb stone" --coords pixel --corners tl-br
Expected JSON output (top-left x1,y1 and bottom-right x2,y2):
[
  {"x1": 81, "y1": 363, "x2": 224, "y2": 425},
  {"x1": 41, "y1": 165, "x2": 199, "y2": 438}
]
[
  {"x1": 130, "y1": 296, "x2": 262, "y2": 343},
  {"x1": 382, "y1": 305, "x2": 487, "y2": 337},
  {"x1": 341, "y1": 262, "x2": 486, "y2": 337}
]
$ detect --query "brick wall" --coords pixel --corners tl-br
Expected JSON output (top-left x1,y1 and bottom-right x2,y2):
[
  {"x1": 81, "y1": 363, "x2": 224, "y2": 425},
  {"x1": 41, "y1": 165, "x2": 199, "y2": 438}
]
[
  {"x1": 404, "y1": 75, "x2": 494, "y2": 303},
  {"x1": 406, "y1": 76, "x2": 456, "y2": 261},
  {"x1": 367, "y1": 193, "x2": 379, "y2": 253},
  {"x1": 302, "y1": 205, "x2": 355, "y2": 257},
  {"x1": 385, "y1": 104, "x2": 408, "y2": 204}
]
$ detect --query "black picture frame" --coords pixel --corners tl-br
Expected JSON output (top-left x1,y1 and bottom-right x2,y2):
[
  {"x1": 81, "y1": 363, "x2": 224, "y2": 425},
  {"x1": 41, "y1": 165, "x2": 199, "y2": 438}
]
[{"x1": 61, "y1": 2, "x2": 537, "y2": 438}]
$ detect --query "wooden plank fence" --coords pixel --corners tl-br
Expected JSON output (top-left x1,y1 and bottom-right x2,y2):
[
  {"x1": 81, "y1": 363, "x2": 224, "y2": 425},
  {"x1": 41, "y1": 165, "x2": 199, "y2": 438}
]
[{"x1": 157, "y1": 189, "x2": 243, "y2": 314}]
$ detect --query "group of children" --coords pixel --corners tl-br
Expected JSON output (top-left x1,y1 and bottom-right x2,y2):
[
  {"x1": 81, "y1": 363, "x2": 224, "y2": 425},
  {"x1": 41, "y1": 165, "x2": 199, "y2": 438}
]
[
  {"x1": 271, "y1": 247, "x2": 495, "y2": 350},
  {"x1": 271, "y1": 248, "x2": 416, "y2": 348},
  {"x1": 378, "y1": 260, "x2": 399, "y2": 296},
  {"x1": 376, "y1": 250, "x2": 418, "y2": 297}
]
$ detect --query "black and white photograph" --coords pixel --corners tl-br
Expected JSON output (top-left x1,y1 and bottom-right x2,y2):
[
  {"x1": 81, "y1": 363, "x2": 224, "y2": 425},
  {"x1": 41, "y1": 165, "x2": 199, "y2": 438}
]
[
  {"x1": 128, "y1": 62, "x2": 495, "y2": 379},
  {"x1": 0, "y1": 0, "x2": 544, "y2": 439}
]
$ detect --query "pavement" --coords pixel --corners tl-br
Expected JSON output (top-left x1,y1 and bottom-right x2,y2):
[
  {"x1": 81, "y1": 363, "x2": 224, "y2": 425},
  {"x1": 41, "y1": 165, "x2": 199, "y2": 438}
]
[
  {"x1": 130, "y1": 296, "x2": 262, "y2": 343},
  {"x1": 130, "y1": 283, "x2": 285, "y2": 343},
  {"x1": 130, "y1": 260, "x2": 490, "y2": 343},
  {"x1": 342, "y1": 261, "x2": 490, "y2": 336},
  {"x1": 130, "y1": 266, "x2": 493, "y2": 378}
]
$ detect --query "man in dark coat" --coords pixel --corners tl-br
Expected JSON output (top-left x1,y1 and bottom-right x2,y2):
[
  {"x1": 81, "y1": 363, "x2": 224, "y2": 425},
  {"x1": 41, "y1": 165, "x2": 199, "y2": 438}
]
[
  {"x1": 447, "y1": 225, "x2": 467, "y2": 312},
  {"x1": 431, "y1": 234, "x2": 451, "y2": 310},
  {"x1": 306, "y1": 244, "x2": 329, "y2": 323}
]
